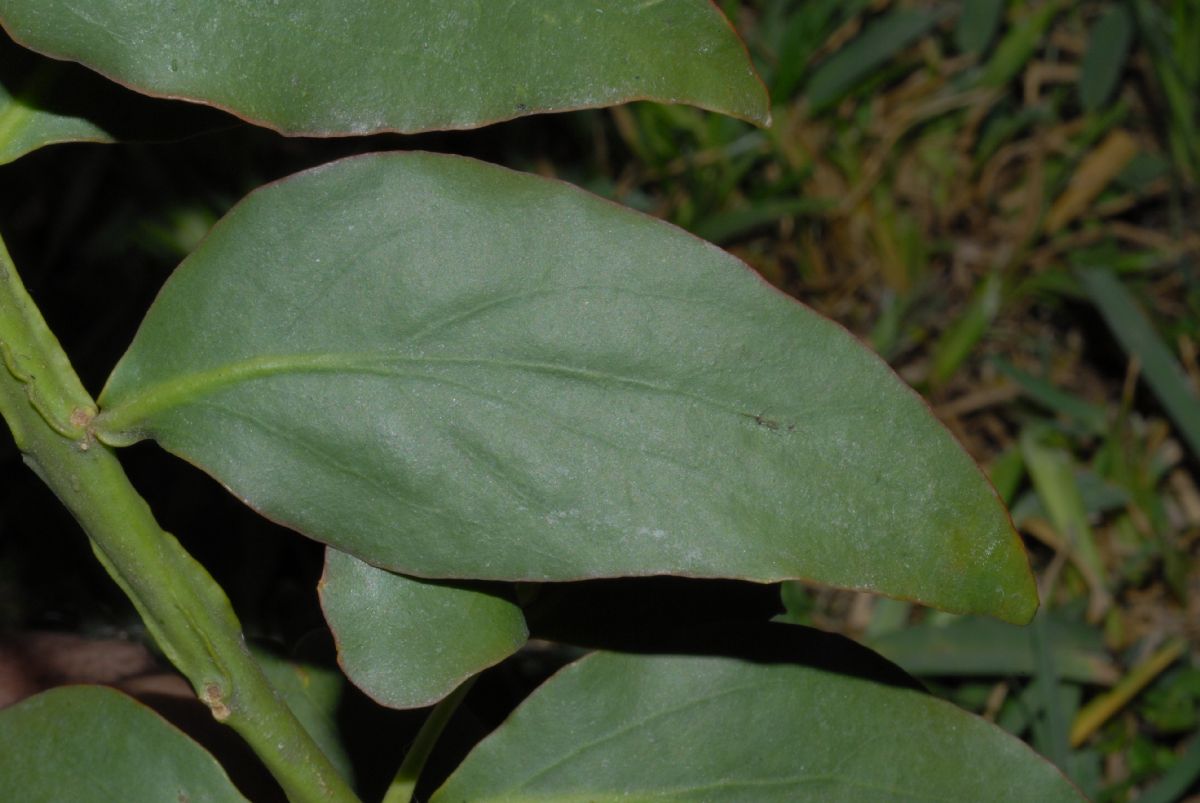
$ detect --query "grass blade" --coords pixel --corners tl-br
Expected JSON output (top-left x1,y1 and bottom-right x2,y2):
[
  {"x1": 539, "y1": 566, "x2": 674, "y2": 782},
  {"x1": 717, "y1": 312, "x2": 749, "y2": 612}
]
[
  {"x1": 1078, "y1": 267, "x2": 1200, "y2": 458},
  {"x1": 930, "y1": 270, "x2": 1003, "y2": 386},
  {"x1": 980, "y1": 0, "x2": 1064, "y2": 89},
  {"x1": 1129, "y1": 0, "x2": 1200, "y2": 181},
  {"x1": 1138, "y1": 729, "x2": 1200, "y2": 803},
  {"x1": 955, "y1": 0, "x2": 1006, "y2": 55},
  {"x1": 1020, "y1": 429, "x2": 1109, "y2": 617},
  {"x1": 1080, "y1": 6, "x2": 1134, "y2": 113},
  {"x1": 806, "y1": 9, "x2": 941, "y2": 112},
  {"x1": 1070, "y1": 638, "x2": 1187, "y2": 747},
  {"x1": 991, "y1": 358, "x2": 1109, "y2": 434},
  {"x1": 1031, "y1": 613, "x2": 1070, "y2": 771}
]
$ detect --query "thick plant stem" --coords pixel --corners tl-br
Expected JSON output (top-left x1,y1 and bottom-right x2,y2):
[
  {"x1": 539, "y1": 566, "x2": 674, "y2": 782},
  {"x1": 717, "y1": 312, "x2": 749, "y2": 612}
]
[{"x1": 0, "y1": 239, "x2": 359, "y2": 803}]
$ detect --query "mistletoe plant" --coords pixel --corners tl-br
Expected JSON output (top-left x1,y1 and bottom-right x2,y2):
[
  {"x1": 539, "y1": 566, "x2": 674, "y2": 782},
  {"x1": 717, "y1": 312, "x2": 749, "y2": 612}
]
[{"x1": 0, "y1": 2, "x2": 1083, "y2": 801}]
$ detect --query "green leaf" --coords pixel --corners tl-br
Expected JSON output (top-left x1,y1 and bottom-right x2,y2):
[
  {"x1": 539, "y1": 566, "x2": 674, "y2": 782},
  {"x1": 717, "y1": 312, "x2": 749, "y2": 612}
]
[
  {"x1": 979, "y1": 1, "x2": 1064, "y2": 90},
  {"x1": 0, "y1": 51, "x2": 109, "y2": 165},
  {"x1": 0, "y1": 30, "x2": 230, "y2": 164},
  {"x1": 95, "y1": 152, "x2": 1036, "y2": 623},
  {"x1": 1020, "y1": 429, "x2": 1106, "y2": 591},
  {"x1": 0, "y1": 685, "x2": 248, "y2": 802},
  {"x1": 766, "y1": 0, "x2": 860, "y2": 100},
  {"x1": 1079, "y1": 266, "x2": 1200, "y2": 459},
  {"x1": 690, "y1": 196, "x2": 834, "y2": 245},
  {"x1": 1009, "y1": 469, "x2": 1129, "y2": 527},
  {"x1": 805, "y1": 9, "x2": 941, "y2": 112},
  {"x1": 869, "y1": 614, "x2": 1119, "y2": 684},
  {"x1": 0, "y1": 0, "x2": 769, "y2": 135},
  {"x1": 431, "y1": 651, "x2": 1085, "y2": 801},
  {"x1": 1080, "y1": 6, "x2": 1134, "y2": 113},
  {"x1": 955, "y1": 0, "x2": 1007, "y2": 55},
  {"x1": 991, "y1": 358, "x2": 1109, "y2": 434},
  {"x1": 1138, "y1": 727, "x2": 1200, "y2": 803},
  {"x1": 319, "y1": 547, "x2": 527, "y2": 708},
  {"x1": 253, "y1": 647, "x2": 355, "y2": 782},
  {"x1": 930, "y1": 270, "x2": 1003, "y2": 386}
]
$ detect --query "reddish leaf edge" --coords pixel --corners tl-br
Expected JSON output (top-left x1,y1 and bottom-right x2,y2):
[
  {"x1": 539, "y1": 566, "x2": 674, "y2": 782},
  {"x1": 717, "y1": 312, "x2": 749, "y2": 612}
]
[
  {"x1": 0, "y1": 14, "x2": 771, "y2": 139},
  {"x1": 90, "y1": 150, "x2": 1037, "y2": 626}
]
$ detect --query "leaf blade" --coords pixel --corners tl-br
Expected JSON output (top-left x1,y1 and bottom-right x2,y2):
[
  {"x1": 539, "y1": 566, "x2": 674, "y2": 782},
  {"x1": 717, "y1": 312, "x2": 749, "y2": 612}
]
[
  {"x1": 431, "y1": 651, "x2": 1085, "y2": 802},
  {"x1": 0, "y1": 57, "x2": 111, "y2": 164},
  {"x1": 1080, "y1": 5, "x2": 1134, "y2": 112},
  {"x1": 0, "y1": 29, "x2": 236, "y2": 164},
  {"x1": 96, "y1": 152, "x2": 1036, "y2": 623},
  {"x1": 0, "y1": 686, "x2": 249, "y2": 802},
  {"x1": 955, "y1": 0, "x2": 1006, "y2": 55},
  {"x1": 0, "y1": 0, "x2": 769, "y2": 134},
  {"x1": 320, "y1": 548, "x2": 527, "y2": 709},
  {"x1": 869, "y1": 614, "x2": 1119, "y2": 684},
  {"x1": 1078, "y1": 266, "x2": 1200, "y2": 458},
  {"x1": 805, "y1": 9, "x2": 940, "y2": 112}
]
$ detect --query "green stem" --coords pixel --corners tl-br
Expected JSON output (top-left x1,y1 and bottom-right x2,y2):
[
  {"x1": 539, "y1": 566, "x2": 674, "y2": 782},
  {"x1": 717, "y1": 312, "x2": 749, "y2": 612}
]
[
  {"x1": 0, "y1": 237, "x2": 359, "y2": 803},
  {"x1": 382, "y1": 677, "x2": 477, "y2": 803}
]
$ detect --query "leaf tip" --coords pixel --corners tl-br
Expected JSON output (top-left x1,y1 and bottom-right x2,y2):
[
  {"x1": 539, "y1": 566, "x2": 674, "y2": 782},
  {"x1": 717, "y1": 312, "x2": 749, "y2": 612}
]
[{"x1": 986, "y1": 541, "x2": 1041, "y2": 625}]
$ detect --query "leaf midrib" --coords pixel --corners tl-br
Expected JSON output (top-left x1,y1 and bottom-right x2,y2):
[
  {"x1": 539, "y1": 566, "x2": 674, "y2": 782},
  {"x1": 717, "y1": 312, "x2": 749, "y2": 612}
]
[{"x1": 94, "y1": 351, "x2": 752, "y2": 445}]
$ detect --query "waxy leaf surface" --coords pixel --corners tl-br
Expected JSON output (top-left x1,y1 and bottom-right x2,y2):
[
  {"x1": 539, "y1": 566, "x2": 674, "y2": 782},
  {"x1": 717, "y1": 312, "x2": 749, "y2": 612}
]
[
  {"x1": 0, "y1": 1, "x2": 768, "y2": 135},
  {"x1": 0, "y1": 685, "x2": 248, "y2": 802},
  {"x1": 0, "y1": 29, "x2": 234, "y2": 164},
  {"x1": 97, "y1": 152, "x2": 1036, "y2": 623},
  {"x1": 432, "y1": 651, "x2": 1084, "y2": 801},
  {"x1": 320, "y1": 547, "x2": 527, "y2": 708}
]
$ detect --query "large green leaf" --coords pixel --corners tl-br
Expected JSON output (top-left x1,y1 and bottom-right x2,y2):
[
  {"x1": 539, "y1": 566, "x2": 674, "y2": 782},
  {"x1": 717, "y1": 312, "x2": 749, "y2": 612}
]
[
  {"x1": 320, "y1": 547, "x2": 528, "y2": 708},
  {"x1": 431, "y1": 651, "x2": 1085, "y2": 801},
  {"x1": 0, "y1": 29, "x2": 232, "y2": 164},
  {"x1": 0, "y1": 685, "x2": 248, "y2": 802},
  {"x1": 95, "y1": 152, "x2": 1036, "y2": 623},
  {"x1": 0, "y1": 1, "x2": 768, "y2": 136}
]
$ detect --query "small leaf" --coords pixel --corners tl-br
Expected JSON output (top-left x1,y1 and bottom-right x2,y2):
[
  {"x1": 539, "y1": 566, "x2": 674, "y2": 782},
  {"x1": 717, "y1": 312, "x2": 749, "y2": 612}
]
[
  {"x1": 1137, "y1": 725, "x2": 1200, "y2": 803},
  {"x1": 869, "y1": 614, "x2": 1120, "y2": 684},
  {"x1": 1009, "y1": 469, "x2": 1129, "y2": 527},
  {"x1": 930, "y1": 270, "x2": 1004, "y2": 386},
  {"x1": 96, "y1": 152, "x2": 1036, "y2": 623},
  {"x1": 1079, "y1": 266, "x2": 1200, "y2": 459},
  {"x1": 767, "y1": 0, "x2": 863, "y2": 100},
  {"x1": 431, "y1": 651, "x2": 1086, "y2": 801},
  {"x1": 0, "y1": 46, "x2": 109, "y2": 164},
  {"x1": 991, "y1": 358, "x2": 1109, "y2": 435},
  {"x1": 1080, "y1": 6, "x2": 1134, "y2": 113},
  {"x1": 955, "y1": 0, "x2": 1007, "y2": 55},
  {"x1": 805, "y1": 9, "x2": 941, "y2": 112},
  {"x1": 0, "y1": 0, "x2": 769, "y2": 135},
  {"x1": 1021, "y1": 429, "x2": 1108, "y2": 606},
  {"x1": 690, "y1": 196, "x2": 834, "y2": 245},
  {"x1": 0, "y1": 685, "x2": 248, "y2": 802},
  {"x1": 319, "y1": 548, "x2": 527, "y2": 708},
  {"x1": 979, "y1": 1, "x2": 1064, "y2": 89}
]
